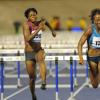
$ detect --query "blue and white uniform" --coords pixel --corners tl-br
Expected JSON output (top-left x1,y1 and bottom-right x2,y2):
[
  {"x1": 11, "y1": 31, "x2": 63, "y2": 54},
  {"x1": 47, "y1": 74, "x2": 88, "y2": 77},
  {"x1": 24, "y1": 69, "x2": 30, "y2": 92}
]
[
  {"x1": 87, "y1": 24, "x2": 100, "y2": 63},
  {"x1": 88, "y1": 24, "x2": 100, "y2": 49}
]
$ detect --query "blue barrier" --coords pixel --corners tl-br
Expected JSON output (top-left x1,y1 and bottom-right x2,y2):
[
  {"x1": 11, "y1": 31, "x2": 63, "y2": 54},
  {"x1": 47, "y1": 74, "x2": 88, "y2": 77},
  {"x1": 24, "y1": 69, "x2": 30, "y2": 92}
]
[
  {"x1": 0, "y1": 58, "x2": 4, "y2": 100},
  {"x1": 55, "y1": 57, "x2": 59, "y2": 92},
  {"x1": 70, "y1": 57, "x2": 74, "y2": 93}
]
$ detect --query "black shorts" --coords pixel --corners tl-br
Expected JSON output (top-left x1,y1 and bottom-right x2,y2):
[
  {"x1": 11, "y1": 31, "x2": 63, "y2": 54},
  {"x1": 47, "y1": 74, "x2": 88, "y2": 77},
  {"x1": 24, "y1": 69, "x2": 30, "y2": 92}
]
[
  {"x1": 87, "y1": 56, "x2": 100, "y2": 63},
  {"x1": 25, "y1": 51, "x2": 36, "y2": 62},
  {"x1": 25, "y1": 47, "x2": 43, "y2": 62}
]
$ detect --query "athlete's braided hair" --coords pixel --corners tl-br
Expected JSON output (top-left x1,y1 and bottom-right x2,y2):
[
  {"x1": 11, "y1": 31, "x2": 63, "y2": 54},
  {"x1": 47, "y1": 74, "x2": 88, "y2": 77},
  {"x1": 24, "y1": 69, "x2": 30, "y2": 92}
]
[{"x1": 90, "y1": 8, "x2": 100, "y2": 23}]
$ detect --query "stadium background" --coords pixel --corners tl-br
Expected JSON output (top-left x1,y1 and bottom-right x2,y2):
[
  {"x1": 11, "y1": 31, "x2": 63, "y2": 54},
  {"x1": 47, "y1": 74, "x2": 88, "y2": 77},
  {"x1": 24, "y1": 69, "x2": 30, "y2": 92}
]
[{"x1": 0, "y1": 0, "x2": 99, "y2": 34}]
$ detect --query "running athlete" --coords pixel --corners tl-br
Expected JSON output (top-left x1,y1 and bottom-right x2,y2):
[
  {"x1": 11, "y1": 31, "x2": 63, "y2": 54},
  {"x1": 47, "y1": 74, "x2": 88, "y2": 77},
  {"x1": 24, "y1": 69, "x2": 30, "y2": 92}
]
[
  {"x1": 23, "y1": 8, "x2": 56, "y2": 100},
  {"x1": 77, "y1": 8, "x2": 100, "y2": 88}
]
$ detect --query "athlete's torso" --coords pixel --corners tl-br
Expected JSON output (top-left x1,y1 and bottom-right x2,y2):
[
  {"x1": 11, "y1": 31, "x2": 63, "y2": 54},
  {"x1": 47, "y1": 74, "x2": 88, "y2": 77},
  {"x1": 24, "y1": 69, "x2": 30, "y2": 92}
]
[
  {"x1": 88, "y1": 24, "x2": 100, "y2": 56},
  {"x1": 25, "y1": 20, "x2": 43, "y2": 52}
]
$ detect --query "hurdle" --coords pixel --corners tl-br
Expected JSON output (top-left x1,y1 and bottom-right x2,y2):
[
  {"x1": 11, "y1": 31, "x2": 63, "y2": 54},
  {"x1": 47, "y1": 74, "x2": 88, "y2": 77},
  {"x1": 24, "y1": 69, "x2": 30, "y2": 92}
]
[
  {"x1": 0, "y1": 58, "x2": 4, "y2": 100},
  {"x1": 49, "y1": 55, "x2": 89, "y2": 100},
  {"x1": 47, "y1": 53, "x2": 89, "y2": 100},
  {"x1": 0, "y1": 53, "x2": 88, "y2": 100},
  {"x1": 0, "y1": 55, "x2": 58, "y2": 100},
  {"x1": 0, "y1": 47, "x2": 87, "y2": 74},
  {"x1": 67, "y1": 55, "x2": 89, "y2": 100},
  {"x1": 0, "y1": 48, "x2": 84, "y2": 80},
  {"x1": 73, "y1": 50, "x2": 78, "y2": 87},
  {"x1": 55, "y1": 57, "x2": 61, "y2": 100},
  {"x1": 69, "y1": 56, "x2": 74, "y2": 98},
  {"x1": 0, "y1": 48, "x2": 89, "y2": 100},
  {"x1": 47, "y1": 55, "x2": 88, "y2": 100},
  {"x1": 0, "y1": 55, "x2": 25, "y2": 100}
]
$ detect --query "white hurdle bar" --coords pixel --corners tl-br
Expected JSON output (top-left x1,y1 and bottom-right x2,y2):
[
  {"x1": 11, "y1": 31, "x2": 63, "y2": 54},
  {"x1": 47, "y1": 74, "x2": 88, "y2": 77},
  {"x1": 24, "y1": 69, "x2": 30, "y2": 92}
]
[
  {"x1": 0, "y1": 55, "x2": 87, "y2": 61},
  {"x1": 4, "y1": 73, "x2": 87, "y2": 78},
  {"x1": 0, "y1": 48, "x2": 87, "y2": 54}
]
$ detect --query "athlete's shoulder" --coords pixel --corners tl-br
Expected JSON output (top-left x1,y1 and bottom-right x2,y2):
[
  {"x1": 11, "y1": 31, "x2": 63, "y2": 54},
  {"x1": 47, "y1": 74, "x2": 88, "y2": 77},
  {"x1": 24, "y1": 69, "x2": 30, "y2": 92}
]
[
  {"x1": 23, "y1": 21, "x2": 29, "y2": 29},
  {"x1": 23, "y1": 21, "x2": 29, "y2": 26},
  {"x1": 86, "y1": 25, "x2": 92, "y2": 33},
  {"x1": 87, "y1": 24, "x2": 92, "y2": 29}
]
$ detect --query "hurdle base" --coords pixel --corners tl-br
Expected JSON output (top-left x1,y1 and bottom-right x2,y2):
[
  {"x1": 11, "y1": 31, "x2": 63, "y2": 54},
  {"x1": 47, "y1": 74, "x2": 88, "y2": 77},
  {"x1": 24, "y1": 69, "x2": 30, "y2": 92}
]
[
  {"x1": 56, "y1": 92, "x2": 60, "y2": 100},
  {"x1": 17, "y1": 85, "x2": 23, "y2": 89},
  {"x1": 1, "y1": 93, "x2": 4, "y2": 100},
  {"x1": 74, "y1": 83, "x2": 79, "y2": 87},
  {"x1": 48, "y1": 70, "x2": 53, "y2": 77},
  {"x1": 85, "y1": 79, "x2": 90, "y2": 88},
  {"x1": 17, "y1": 84, "x2": 23, "y2": 88},
  {"x1": 74, "y1": 85, "x2": 79, "y2": 88}
]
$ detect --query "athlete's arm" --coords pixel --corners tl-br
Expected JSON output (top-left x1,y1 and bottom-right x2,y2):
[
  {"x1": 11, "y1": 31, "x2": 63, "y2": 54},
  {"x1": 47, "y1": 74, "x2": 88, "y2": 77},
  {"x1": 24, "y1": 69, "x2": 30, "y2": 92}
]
[
  {"x1": 45, "y1": 21, "x2": 56, "y2": 37},
  {"x1": 77, "y1": 26, "x2": 91, "y2": 64},
  {"x1": 40, "y1": 17, "x2": 56, "y2": 37}
]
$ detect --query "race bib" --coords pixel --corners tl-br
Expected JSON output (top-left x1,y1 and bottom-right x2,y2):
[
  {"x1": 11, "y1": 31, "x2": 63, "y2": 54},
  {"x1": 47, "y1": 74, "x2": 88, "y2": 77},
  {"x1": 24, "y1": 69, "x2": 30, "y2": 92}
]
[
  {"x1": 92, "y1": 37, "x2": 100, "y2": 48},
  {"x1": 32, "y1": 30, "x2": 42, "y2": 42}
]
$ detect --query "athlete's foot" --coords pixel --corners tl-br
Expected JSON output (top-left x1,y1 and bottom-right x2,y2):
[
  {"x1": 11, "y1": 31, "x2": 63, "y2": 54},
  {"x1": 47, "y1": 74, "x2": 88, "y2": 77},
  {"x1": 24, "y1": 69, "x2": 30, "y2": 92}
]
[
  {"x1": 32, "y1": 94, "x2": 37, "y2": 100},
  {"x1": 41, "y1": 83, "x2": 46, "y2": 90}
]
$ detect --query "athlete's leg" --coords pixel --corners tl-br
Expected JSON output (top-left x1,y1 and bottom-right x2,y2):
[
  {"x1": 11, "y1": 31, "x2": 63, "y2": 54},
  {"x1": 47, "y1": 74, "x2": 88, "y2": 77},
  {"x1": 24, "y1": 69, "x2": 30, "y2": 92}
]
[
  {"x1": 98, "y1": 61, "x2": 100, "y2": 83},
  {"x1": 89, "y1": 61, "x2": 99, "y2": 88},
  {"x1": 36, "y1": 49, "x2": 46, "y2": 89},
  {"x1": 26, "y1": 60, "x2": 37, "y2": 100}
]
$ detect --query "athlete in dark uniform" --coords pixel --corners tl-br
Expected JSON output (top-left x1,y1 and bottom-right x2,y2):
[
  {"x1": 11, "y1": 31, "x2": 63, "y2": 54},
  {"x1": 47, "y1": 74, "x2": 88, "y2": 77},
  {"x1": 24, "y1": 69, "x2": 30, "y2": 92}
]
[{"x1": 23, "y1": 8, "x2": 56, "y2": 100}]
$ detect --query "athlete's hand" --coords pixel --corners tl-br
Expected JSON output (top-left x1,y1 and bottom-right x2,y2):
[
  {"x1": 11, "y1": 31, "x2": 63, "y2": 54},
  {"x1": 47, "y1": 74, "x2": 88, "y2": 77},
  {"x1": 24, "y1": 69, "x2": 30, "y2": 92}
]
[
  {"x1": 39, "y1": 22, "x2": 45, "y2": 30},
  {"x1": 41, "y1": 16, "x2": 46, "y2": 22},
  {"x1": 79, "y1": 56, "x2": 84, "y2": 65}
]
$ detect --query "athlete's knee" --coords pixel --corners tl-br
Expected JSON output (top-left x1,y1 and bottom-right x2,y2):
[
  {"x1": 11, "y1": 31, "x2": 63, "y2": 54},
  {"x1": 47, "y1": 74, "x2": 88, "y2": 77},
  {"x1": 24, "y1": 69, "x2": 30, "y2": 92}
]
[
  {"x1": 90, "y1": 68, "x2": 98, "y2": 77},
  {"x1": 38, "y1": 58, "x2": 45, "y2": 64},
  {"x1": 29, "y1": 77, "x2": 36, "y2": 85},
  {"x1": 36, "y1": 51, "x2": 45, "y2": 62},
  {"x1": 29, "y1": 74, "x2": 36, "y2": 81}
]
